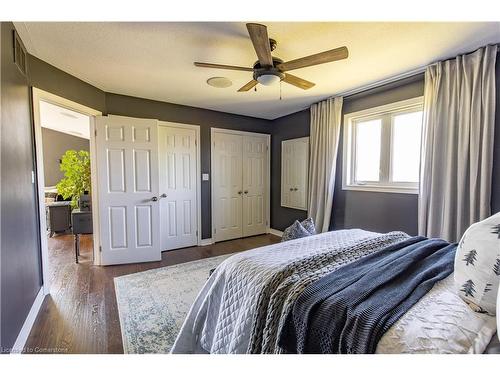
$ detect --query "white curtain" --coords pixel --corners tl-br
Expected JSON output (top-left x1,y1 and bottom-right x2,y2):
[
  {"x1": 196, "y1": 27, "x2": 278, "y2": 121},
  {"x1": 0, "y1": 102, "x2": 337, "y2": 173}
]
[
  {"x1": 418, "y1": 45, "x2": 497, "y2": 242},
  {"x1": 307, "y1": 97, "x2": 343, "y2": 233}
]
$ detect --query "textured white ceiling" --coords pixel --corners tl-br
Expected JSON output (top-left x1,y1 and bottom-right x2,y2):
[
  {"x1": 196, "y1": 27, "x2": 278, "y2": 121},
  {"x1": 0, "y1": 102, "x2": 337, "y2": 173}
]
[
  {"x1": 16, "y1": 22, "x2": 500, "y2": 120},
  {"x1": 40, "y1": 101, "x2": 91, "y2": 139}
]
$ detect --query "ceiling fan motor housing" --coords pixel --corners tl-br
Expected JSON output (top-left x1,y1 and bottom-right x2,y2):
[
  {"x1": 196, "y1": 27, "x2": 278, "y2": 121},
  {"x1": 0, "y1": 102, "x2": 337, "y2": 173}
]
[{"x1": 253, "y1": 57, "x2": 285, "y2": 84}]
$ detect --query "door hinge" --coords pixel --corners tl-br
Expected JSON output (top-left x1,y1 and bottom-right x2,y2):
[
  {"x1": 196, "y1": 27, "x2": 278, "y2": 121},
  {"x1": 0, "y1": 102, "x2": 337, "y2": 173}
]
[
  {"x1": 95, "y1": 128, "x2": 97, "y2": 137},
  {"x1": 266, "y1": 220, "x2": 268, "y2": 226},
  {"x1": 214, "y1": 229, "x2": 216, "y2": 234},
  {"x1": 99, "y1": 245, "x2": 102, "y2": 252},
  {"x1": 195, "y1": 139, "x2": 197, "y2": 146},
  {"x1": 196, "y1": 230, "x2": 198, "y2": 236},
  {"x1": 266, "y1": 145, "x2": 269, "y2": 151}
]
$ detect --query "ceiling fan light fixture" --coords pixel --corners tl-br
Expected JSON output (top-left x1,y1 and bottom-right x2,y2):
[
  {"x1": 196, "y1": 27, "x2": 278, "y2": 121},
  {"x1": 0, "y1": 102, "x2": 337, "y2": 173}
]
[{"x1": 256, "y1": 73, "x2": 282, "y2": 86}]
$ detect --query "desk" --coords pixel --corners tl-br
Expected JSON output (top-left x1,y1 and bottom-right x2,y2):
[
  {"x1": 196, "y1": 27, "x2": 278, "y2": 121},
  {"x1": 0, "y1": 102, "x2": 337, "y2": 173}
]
[{"x1": 71, "y1": 209, "x2": 93, "y2": 263}]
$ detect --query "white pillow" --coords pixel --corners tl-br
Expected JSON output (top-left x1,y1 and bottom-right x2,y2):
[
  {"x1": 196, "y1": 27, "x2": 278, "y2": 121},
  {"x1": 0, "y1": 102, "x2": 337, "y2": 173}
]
[
  {"x1": 454, "y1": 212, "x2": 500, "y2": 315},
  {"x1": 377, "y1": 275, "x2": 497, "y2": 354}
]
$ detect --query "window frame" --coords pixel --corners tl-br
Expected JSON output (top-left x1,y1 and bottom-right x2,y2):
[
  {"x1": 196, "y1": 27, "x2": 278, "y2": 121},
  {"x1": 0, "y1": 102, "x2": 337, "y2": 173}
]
[{"x1": 342, "y1": 97, "x2": 424, "y2": 194}]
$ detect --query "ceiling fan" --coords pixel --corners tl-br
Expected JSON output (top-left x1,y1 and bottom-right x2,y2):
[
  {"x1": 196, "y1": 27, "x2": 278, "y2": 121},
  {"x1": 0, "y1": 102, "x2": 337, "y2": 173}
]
[{"x1": 194, "y1": 23, "x2": 349, "y2": 92}]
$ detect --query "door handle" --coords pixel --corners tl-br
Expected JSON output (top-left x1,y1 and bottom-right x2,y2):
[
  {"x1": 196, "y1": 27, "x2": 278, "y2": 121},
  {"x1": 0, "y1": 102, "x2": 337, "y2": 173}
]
[
  {"x1": 293, "y1": 188, "x2": 298, "y2": 191},
  {"x1": 238, "y1": 191, "x2": 243, "y2": 195},
  {"x1": 244, "y1": 190, "x2": 248, "y2": 194},
  {"x1": 160, "y1": 193, "x2": 167, "y2": 198},
  {"x1": 290, "y1": 188, "x2": 293, "y2": 191},
  {"x1": 151, "y1": 196, "x2": 158, "y2": 202}
]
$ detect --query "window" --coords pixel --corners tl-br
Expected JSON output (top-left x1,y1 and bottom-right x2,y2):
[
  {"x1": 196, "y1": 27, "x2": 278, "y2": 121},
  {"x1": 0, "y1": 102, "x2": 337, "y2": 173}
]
[{"x1": 343, "y1": 97, "x2": 424, "y2": 194}]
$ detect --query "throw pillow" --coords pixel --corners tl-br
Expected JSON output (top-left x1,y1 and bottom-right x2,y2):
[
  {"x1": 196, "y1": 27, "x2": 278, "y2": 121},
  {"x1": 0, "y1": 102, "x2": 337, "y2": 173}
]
[
  {"x1": 281, "y1": 220, "x2": 311, "y2": 242},
  {"x1": 454, "y1": 212, "x2": 500, "y2": 315},
  {"x1": 301, "y1": 217, "x2": 317, "y2": 235}
]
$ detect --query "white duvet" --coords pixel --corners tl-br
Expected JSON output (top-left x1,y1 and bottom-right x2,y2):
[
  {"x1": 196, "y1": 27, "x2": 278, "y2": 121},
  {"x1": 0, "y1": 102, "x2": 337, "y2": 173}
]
[{"x1": 171, "y1": 229, "x2": 497, "y2": 354}]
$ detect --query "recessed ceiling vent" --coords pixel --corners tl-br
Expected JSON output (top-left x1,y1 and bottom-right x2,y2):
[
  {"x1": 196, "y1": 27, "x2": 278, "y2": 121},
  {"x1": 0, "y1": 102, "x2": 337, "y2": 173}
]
[
  {"x1": 13, "y1": 30, "x2": 27, "y2": 76},
  {"x1": 206, "y1": 77, "x2": 232, "y2": 88}
]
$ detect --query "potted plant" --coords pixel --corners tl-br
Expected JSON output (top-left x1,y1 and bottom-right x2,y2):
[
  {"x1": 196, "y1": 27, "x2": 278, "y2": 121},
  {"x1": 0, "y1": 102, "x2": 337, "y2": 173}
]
[{"x1": 56, "y1": 150, "x2": 91, "y2": 209}]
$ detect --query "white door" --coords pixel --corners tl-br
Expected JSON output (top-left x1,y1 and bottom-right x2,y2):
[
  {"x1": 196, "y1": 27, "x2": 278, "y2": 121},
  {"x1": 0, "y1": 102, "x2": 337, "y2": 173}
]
[
  {"x1": 159, "y1": 125, "x2": 198, "y2": 250},
  {"x1": 96, "y1": 115, "x2": 161, "y2": 265},
  {"x1": 212, "y1": 132, "x2": 243, "y2": 242},
  {"x1": 291, "y1": 138, "x2": 309, "y2": 209},
  {"x1": 281, "y1": 140, "x2": 293, "y2": 207},
  {"x1": 281, "y1": 137, "x2": 309, "y2": 210},
  {"x1": 242, "y1": 135, "x2": 268, "y2": 237}
]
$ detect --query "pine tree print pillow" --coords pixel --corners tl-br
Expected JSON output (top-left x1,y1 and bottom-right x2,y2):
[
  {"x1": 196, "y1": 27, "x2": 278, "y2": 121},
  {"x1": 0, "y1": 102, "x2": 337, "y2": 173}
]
[{"x1": 454, "y1": 212, "x2": 500, "y2": 315}]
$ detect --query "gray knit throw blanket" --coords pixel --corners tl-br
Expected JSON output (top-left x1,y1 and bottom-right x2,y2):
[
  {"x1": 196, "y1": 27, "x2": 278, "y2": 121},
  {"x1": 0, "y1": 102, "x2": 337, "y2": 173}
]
[
  {"x1": 279, "y1": 237, "x2": 456, "y2": 354},
  {"x1": 247, "y1": 231, "x2": 410, "y2": 353}
]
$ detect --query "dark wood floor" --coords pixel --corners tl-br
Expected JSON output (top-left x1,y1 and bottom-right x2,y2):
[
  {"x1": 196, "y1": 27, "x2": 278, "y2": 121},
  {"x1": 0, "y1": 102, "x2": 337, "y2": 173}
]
[{"x1": 25, "y1": 233, "x2": 280, "y2": 354}]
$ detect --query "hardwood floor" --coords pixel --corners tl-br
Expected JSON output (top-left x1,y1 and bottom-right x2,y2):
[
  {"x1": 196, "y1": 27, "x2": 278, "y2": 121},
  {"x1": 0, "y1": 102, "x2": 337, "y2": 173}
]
[{"x1": 25, "y1": 233, "x2": 280, "y2": 354}]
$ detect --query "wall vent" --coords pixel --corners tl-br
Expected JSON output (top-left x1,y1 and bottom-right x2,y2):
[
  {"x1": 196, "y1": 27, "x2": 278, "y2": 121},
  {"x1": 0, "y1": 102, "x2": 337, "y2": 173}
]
[{"x1": 13, "y1": 30, "x2": 27, "y2": 76}]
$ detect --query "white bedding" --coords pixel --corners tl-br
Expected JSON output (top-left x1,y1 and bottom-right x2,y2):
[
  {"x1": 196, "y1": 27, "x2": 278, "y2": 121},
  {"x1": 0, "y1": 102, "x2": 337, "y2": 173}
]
[
  {"x1": 171, "y1": 229, "x2": 497, "y2": 354},
  {"x1": 377, "y1": 274, "x2": 496, "y2": 353}
]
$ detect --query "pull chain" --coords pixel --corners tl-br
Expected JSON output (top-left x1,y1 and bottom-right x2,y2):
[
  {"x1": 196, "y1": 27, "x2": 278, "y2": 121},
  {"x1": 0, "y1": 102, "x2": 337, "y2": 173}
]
[{"x1": 279, "y1": 80, "x2": 282, "y2": 100}]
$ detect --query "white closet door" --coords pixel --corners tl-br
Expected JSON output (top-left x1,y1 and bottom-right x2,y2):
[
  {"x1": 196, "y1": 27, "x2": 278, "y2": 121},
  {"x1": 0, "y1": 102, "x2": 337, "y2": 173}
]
[
  {"x1": 96, "y1": 115, "x2": 161, "y2": 265},
  {"x1": 281, "y1": 140, "x2": 293, "y2": 207},
  {"x1": 159, "y1": 125, "x2": 198, "y2": 250},
  {"x1": 292, "y1": 138, "x2": 309, "y2": 210},
  {"x1": 212, "y1": 132, "x2": 243, "y2": 242},
  {"x1": 242, "y1": 135, "x2": 268, "y2": 237},
  {"x1": 281, "y1": 137, "x2": 309, "y2": 211}
]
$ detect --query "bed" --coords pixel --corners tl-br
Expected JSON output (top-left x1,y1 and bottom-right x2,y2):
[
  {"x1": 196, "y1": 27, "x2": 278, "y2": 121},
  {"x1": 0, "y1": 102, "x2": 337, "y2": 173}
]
[{"x1": 170, "y1": 229, "x2": 498, "y2": 354}]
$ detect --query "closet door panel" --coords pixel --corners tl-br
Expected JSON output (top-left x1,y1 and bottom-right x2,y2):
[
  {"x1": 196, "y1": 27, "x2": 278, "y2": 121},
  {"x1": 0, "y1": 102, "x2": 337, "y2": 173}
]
[
  {"x1": 293, "y1": 138, "x2": 309, "y2": 210},
  {"x1": 213, "y1": 132, "x2": 243, "y2": 241},
  {"x1": 281, "y1": 141, "x2": 293, "y2": 207},
  {"x1": 159, "y1": 126, "x2": 198, "y2": 250},
  {"x1": 281, "y1": 137, "x2": 309, "y2": 211},
  {"x1": 242, "y1": 135, "x2": 268, "y2": 237}
]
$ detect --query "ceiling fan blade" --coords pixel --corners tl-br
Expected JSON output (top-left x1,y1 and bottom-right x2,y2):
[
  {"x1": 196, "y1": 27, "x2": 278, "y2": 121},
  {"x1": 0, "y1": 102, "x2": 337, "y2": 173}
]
[
  {"x1": 238, "y1": 79, "x2": 258, "y2": 92},
  {"x1": 246, "y1": 23, "x2": 273, "y2": 67},
  {"x1": 194, "y1": 62, "x2": 253, "y2": 72},
  {"x1": 283, "y1": 73, "x2": 315, "y2": 90},
  {"x1": 277, "y1": 46, "x2": 348, "y2": 72}
]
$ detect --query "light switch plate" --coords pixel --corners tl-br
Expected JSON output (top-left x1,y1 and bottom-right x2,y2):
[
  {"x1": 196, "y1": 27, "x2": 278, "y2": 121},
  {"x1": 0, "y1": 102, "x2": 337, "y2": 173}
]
[{"x1": 202, "y1": 173, "x2": 209, "y2": 181}]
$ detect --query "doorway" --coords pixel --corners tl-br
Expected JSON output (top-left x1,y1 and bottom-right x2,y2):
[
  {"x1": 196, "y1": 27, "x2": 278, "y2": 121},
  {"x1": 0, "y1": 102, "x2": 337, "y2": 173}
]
[{"x1": 32, "y1": 88, "x2": 102, "y2": 295}]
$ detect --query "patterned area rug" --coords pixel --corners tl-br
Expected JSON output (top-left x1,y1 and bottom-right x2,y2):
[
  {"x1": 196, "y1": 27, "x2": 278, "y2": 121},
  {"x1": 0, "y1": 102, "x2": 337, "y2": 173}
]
[{"x1": 114, "y1": 254, "x2": 231, "y2": 353}]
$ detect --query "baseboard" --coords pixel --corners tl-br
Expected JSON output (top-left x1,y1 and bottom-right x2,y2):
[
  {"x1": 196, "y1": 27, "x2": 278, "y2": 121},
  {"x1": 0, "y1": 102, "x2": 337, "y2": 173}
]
[
  {"x1": 268, "y1": 228, "x2": 283, "y2": 237},
  {"x1": 199, "y1": 238, "x2": 214, "y2": 246},
  {"x1": 11, "y1": 287, "x2": 45, "y2": 354}
]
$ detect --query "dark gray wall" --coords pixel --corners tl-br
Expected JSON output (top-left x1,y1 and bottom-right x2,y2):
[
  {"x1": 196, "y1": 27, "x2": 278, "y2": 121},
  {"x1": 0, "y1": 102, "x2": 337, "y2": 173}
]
[
  {"x1": 1, "y1": 22, "x2": 42, "y2": 352},
  {"x1": 41, "y1": 128, "x2": 90, "y2": 187},
  {"x1": 271, "y1": 75, "x2": 425, "y2": 234},
  {"x1": 28, "y1": 54, "x2": 106, "y2": 113},
  {"x1": 105, "y1": 93, "x2": 272, "y2": 239}
]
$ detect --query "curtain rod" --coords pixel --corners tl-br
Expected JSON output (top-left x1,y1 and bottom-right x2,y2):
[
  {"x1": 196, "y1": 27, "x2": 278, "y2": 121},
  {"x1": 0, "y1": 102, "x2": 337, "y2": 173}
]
[
  {"x1": 320, "y1": 43, "x2": 500, "y2": 103},
  {"x1": 329, "y1": 65, "x2": 426, "y2": 101}
]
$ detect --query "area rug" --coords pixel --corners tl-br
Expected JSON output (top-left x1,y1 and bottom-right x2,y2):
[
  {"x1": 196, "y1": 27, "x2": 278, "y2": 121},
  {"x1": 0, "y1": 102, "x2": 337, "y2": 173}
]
[{"x1": 114, "y1": 254, "x2": 231, "y2": 353}]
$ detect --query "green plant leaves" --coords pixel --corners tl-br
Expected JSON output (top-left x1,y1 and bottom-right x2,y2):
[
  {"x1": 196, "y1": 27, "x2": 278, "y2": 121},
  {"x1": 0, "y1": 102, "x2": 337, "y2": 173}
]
[{"x1": 56, "y1": 150, "x2": 91, "y2": 209}]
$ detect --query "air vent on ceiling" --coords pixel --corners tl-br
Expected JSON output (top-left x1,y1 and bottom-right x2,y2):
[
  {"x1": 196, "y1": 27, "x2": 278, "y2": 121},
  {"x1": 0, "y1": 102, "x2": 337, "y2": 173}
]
[{"x1": 13, "y1": 30, "x2": 27, "y2": 76}]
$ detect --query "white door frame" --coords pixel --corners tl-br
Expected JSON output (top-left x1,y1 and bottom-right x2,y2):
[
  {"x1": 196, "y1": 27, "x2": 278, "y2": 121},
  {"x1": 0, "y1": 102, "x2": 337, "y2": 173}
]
[
  {"x1": 158, "y1": 120, "x2": 202, "y2": 247},
  {"x1": 210, "y1": 127, "x2": 271, "y2": 242},
  {"x1": 32, "y1": 88, "x2": 102, "y2": 295}
]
